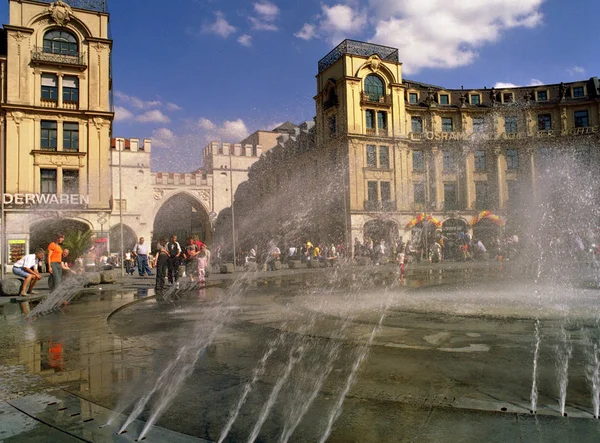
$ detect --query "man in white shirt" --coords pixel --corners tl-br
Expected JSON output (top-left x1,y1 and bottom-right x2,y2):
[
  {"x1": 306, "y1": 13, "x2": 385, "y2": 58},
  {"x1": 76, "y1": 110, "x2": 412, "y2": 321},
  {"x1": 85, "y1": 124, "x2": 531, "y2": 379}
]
[
  {"x1": 133, "y1": 237, "x2": 153, "y2": 276},
  {"x1": 12, "y1": 248, "x2": 45, "y2": 296}
]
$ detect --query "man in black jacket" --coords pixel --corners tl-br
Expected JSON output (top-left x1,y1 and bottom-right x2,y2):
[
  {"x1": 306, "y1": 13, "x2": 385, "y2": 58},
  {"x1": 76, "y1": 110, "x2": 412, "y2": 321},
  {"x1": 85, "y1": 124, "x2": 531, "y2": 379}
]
[{"x1": 166, "y1": 234, "x2": 182, "y2": 285}]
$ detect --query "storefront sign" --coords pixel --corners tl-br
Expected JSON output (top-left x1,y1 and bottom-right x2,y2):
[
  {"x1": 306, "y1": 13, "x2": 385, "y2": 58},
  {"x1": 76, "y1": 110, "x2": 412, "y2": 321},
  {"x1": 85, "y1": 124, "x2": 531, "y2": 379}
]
[
  {"x1": 409, "y1": 126, "x2": 599, "y2": 142},
  {"x1": 2, "y1": 193, "x2": 89, "y2": 206}
]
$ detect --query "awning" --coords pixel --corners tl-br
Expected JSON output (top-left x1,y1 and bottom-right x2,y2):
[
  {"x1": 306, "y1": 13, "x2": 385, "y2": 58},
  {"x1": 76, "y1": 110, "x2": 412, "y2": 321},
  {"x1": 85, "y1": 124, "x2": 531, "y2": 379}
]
[
  {"x1": 471, "y1": 211, "x2": 504, "y2": 226},
  {"x1": 406, "y1": 213, "x2": 442, "y2": 229}
]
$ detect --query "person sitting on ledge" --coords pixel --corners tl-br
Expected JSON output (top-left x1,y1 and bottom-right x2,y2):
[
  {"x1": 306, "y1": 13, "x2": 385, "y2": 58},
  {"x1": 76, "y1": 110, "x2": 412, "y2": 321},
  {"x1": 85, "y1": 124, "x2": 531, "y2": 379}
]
[{"x1": 12, "y1": 248, "x2": 45, "y2": 296}]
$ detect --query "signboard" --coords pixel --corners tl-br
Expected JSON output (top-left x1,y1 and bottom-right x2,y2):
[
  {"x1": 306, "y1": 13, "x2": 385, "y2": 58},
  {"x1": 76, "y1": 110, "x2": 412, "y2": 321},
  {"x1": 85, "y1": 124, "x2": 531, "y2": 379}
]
[
  {"x1": 408, "y1": 126, "x2": 600, "y2": 142},
  {"x1": 9, "y1": 240, "x2": 26, "y2": 263},
  {"x1": 2, "y1": 193, "x2": 89, "y2": 206}
]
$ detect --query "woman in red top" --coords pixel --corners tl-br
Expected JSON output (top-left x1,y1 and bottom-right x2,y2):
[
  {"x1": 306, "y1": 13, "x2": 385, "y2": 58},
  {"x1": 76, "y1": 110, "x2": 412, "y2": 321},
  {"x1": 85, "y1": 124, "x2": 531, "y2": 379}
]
[{"x1": 47, "y1": 232, "x2": 65, "y2": 292}]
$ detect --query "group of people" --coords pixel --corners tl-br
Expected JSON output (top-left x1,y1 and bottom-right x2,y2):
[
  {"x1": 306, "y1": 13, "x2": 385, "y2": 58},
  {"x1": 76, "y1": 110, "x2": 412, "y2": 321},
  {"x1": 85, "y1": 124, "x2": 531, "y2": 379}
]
[
  {"x1": 239, "y1": 241, "x2": 346, "y2": 270},
  {"x1": 130, "y1": 235, "x2": 211, "y2": 290}
]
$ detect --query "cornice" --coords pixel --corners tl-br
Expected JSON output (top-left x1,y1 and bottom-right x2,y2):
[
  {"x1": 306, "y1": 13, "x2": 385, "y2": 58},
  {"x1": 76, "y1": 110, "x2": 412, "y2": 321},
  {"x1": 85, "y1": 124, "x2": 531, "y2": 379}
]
[{"x1": 3, "y1": 25, "x2": 35, "y2": 34}]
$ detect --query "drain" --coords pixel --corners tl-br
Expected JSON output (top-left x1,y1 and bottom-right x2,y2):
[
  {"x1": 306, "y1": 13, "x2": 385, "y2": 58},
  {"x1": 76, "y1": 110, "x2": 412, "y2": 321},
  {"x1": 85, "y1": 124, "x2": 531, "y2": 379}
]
[
  {"x1": 500, "y1": 407, "x2": 507, "y2": 412},
  {"x1": 58, "y1": 407, "x2": 68, "y2": 411},
  {"x1": 70, "y1": 412, "x2": 81, "y2": 417},
  {"x1": 47, "y1": 402, "x2": 58, "y2": 406},
  {"x1": 83, "y1": 418, "x2": 94, "y2": 423}
]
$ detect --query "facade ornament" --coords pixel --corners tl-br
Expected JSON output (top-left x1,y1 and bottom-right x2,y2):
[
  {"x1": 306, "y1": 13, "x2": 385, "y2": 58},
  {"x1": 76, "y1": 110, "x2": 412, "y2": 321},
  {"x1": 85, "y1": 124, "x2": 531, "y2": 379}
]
[
  {"x1": 560, "y1": 107, "x2": 568, "y2": 131},
  {"x1": 50, "y1": 155, "x2": 69, "y2": 166},
  {"x1": 460, "y1": 94, "x2": 467, "y2": 107},
  {"x1": 559, "y1": 82, "x2": 567, "y2": 101},
  {"x1": 10, "y1": 111, "x2": 25, "y2": 125},
  {"x1": 365, "y1": 55, "x2": 381, "y2": 72},
  {"x1": 153, "y1": 188, "x2": 165, "y2": 200},
  {"x1": 92, "y1": 42, "x2": 106, "y2": 53},
  {"x1": 524, "y1": 91, "x2": 532, "y2": 103},
  {"x1": 92, "y1": 117, "x2": 106, "y2": 130},
  {"x1": 48, "y1": 1, "x2": 73, "y2": 26},
  {"x1": 198, "y1": 189, "x2": 210, "y2": 202},
  {"x1": 10, "y1": 31, "x2": 28, "y2": 43},
  {"x1": 425, "y1": 89, "x2": 435, "y2": 107},
  {"x1": 490, "y1": 88, "x2": 497, "y2": 106}
]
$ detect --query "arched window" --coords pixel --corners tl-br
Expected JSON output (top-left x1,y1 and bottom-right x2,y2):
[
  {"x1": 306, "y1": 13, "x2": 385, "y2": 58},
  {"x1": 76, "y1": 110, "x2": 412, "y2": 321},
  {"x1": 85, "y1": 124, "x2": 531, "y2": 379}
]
[
  {"x1": 43, "y1": 30, "x2": 78, "y2": 56},
  {"x1": 365, "y1": 75, "x2": 384, "y2": 101}
]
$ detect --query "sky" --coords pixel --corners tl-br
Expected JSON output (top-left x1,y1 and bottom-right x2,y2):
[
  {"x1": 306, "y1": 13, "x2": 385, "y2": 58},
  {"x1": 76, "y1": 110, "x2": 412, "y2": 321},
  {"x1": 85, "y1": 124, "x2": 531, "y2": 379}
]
[{"x1": 2, "y1": 0, "x2": 599, "y2": 172}]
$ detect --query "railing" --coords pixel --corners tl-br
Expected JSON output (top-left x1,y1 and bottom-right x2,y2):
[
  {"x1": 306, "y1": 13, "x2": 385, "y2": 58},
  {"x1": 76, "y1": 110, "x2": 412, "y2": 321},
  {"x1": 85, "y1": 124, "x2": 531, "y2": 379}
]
[
  {"x1": 364, "y1": 200, "x2": 397, "y2": 212},
  {"x1": 318, "y1": 39, "x2": 399, "y2": 73},
  {"x1": 63, "y1": 100, "x2": 79, "y2": 110},
  {"x1": 40, "y1": 98, "x2": 58, "y2": 108},
  {"x1": 360, "y1": 92, "x2": 392, "y2": 106},
  {"x1": 34, "y1": 0, "x2": 107, "y2": 13},
  {"x1": 31, "y1": 47, "x2": 87, "y2": 68}
]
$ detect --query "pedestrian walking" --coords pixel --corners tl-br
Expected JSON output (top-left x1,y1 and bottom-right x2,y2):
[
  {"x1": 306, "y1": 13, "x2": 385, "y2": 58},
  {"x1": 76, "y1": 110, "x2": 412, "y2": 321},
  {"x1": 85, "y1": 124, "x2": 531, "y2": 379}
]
[
  {"x1": 153, "y1": 238, "x2": 169, "y2": 290},
  {"x1": 133, "y1": 237, "x2": 153, "y2": 276}
]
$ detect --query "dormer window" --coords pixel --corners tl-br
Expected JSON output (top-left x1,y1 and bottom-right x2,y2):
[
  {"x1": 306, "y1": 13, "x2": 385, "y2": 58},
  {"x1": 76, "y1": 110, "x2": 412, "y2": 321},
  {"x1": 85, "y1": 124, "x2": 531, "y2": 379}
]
[
  {"x1": 439, "y1": 93, "x2": 450, "y2": 105},
  {"x1": 470, "y1": 94, "x2": 481, "y2": 105},
  {"x1": 408, "y1": 92, "x2": 418, "y2": 104},
  {"x1": 572, "y1": 86, "x2": 585, "y2": 98},
  {"x1": 43, "y1": 30, "x2": 78, "y2": 56},
  {"x1": 536, "y1": 90, "x2": 548, "y2": 101},
  {"x1": 502, "y1": 92, "x2": 514, "y2": 103}
]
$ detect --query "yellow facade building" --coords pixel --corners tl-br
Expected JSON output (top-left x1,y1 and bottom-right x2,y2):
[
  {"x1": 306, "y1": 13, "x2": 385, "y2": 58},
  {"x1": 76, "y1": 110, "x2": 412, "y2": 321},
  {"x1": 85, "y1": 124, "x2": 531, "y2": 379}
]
[
  {"x1": 236, "y1": 40, "x2": 600, "y2": 254},
  {"x1": 1, "y1": 0, "x2": 113, "y2": 263}
]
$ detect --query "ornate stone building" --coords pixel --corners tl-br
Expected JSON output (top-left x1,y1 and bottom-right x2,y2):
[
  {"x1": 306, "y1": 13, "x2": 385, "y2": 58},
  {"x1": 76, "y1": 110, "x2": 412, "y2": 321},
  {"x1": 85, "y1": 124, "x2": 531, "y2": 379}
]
[
  {"x1": 235, "y1": 40, "x2": 600, "y2": 254},
  {"x1": 0, "y1": 0, "x2": 113, "y2": 263}
]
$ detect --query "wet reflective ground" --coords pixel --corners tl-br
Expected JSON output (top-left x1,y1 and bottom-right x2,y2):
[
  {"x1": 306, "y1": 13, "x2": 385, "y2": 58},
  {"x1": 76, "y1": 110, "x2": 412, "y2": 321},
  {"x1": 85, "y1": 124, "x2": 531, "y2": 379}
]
[{"x1": 3, "y1": 264, "x2": 600, "y2": 442}]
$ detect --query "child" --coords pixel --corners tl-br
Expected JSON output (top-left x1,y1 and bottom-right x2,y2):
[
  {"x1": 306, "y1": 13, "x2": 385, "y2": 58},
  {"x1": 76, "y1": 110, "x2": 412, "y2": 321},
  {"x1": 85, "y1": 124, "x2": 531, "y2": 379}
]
[
  {"x1": 397, "y1": 250, "x2": 406, "y2": 283},
  {"x1": 197, "y1": 244, "x2": 208, "y2": 284}
]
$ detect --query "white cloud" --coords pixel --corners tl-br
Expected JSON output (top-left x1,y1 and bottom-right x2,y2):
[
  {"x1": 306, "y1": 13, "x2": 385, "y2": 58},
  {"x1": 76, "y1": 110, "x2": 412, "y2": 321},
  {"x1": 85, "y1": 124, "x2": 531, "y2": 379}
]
[
  {"x1": 528, "y1": 78, "x2": 544, "y2": 86},
  {"x1": 249, "y1": 16, "x2": 278, "y2": 31},
  {"x1": 203, "y1": 11, "x2": 236, "y2": 38},
  {"x1": 295, "y1": 23, "x2": 316, "y2": 40},
  {"x1": 166, "y1": 102, "x2": 183, "y2": 111},
  {"x1": 114, "y1": 106, "x2": 134, "y2": 122},
  {"x1": 350, "y1": 0, "x2": 545, "y2": 74},
  {"x1": 567, "y1": 65, "x2": 585, "y2": 76},
  {"x1": 115, "y1": 91, "x2": 161, "y2": 109},
  {"x1": 151, "y1": 128, "x2": 176, "y2": 148},
  {"x1": 254, "y1": 1, "x2": 280, "y2": 20},
  {"x1": 321, "y1": 4, "x2": 367, "y2": 43},
  {"x1": 238, "y1": 34, "x2": 253, "y2": 47},
  {"x1": 198, "y1": 118, "x2": 250, "y2": 143},
  {"x1": 136, "y1": 110, "x2": 171, "y2": 124},
  {"x1": 494, "y1": 82, "x2": 519, "y2": 89}
]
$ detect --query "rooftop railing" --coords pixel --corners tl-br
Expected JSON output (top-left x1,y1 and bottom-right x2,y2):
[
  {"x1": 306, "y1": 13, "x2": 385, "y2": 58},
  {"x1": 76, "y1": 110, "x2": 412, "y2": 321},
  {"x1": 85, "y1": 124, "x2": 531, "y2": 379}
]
[
  {"x1": 318, "y1": 39, "x2": 399, "y2": 73},
  {"x1": 34, "y1": 0, "x2": 107, "y2": 13}
]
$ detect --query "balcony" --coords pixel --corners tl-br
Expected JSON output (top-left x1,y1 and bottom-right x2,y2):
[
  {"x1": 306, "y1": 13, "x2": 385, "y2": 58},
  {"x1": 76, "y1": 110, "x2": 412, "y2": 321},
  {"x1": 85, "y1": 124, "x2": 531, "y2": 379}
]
[
  {"x1": 364, "y1": 200, "x2": 397, "y2": 212},
  {"x1": 31, "y1": 47, "x2": 87, "y2": 69},
  {"x1": 40, "y1": 98, "x2": 58, "y2": 108},
  {"x1": 63, "y1": 100, "x2": 79, "y2": 110},
  {"x1": 361, "y1": 92, "x2": 392, "y2": 106}
]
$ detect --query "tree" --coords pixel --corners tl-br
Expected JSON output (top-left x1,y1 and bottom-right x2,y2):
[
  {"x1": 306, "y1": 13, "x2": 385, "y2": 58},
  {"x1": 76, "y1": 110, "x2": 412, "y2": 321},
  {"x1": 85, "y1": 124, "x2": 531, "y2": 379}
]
[{"x1": 63, "y1": 229, "x2": 94, "y2": 261}]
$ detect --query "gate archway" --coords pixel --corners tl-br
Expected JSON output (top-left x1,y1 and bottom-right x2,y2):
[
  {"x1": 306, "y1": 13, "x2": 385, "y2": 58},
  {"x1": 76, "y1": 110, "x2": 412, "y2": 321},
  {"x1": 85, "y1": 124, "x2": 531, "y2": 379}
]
[
  {"x1": 109, "y1": 224, "x2": 138, "y2": 254},
  {"x1": 153, "y1": 193, "x2": 211, "y2": 246}
]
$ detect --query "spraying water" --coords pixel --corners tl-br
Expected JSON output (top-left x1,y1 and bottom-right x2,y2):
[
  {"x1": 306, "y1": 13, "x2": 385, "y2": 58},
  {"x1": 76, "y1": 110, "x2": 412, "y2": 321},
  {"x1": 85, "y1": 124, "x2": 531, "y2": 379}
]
[
  {"x1": 555, "y1": 326, "x2": 572, "y2": 416},
  {"x1": 584, "y1": 330, "x2": 600, "y2": 419},
  {"x1": 530, "y1": 318, "x2": 541, "y2": 414},
  {"x1": 26, "y1": 276, "x2": 87, "y2": 319}
]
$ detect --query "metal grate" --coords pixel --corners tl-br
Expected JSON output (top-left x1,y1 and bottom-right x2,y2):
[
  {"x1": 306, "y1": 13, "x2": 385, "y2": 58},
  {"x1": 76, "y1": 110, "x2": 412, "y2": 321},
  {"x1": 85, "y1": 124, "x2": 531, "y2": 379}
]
[{"x1": 318, "y1": 39, "x2": 399, "y2": 73}]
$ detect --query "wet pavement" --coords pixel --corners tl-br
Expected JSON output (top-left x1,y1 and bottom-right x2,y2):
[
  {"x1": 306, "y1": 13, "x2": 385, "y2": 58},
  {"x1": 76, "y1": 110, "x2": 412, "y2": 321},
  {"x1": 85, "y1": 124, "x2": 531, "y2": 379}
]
[{"x1": 1, "y1": 261, "x2": 600, "y2": 442}]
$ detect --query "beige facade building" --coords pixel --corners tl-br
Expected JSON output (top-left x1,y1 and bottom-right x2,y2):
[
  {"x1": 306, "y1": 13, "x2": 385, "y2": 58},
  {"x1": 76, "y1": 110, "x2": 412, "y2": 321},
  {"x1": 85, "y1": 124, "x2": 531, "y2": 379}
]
[
  {"x1": 1, "y1": 0, "x2": 113, "y2": 263},
  {"x1": 234, "y1": 40, "x2": 600, "y2": 254}
]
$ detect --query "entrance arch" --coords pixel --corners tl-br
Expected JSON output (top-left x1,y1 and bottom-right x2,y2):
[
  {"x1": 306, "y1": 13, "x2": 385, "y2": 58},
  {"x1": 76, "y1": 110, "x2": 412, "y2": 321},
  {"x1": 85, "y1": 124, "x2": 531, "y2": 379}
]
[
  {"x1": 109, "y1": 224, "x2": 138, "y2": 254},
  {"x1": 153, "y1": 192, "x2": 211, "y2": 246},
  {"x1": 29, "y1": 218, "x2": 91, "y2": 253},
  {"x1": 442, "y1": 218, "x2": 468, "y2": 260},
  {"x1": 363, "y1": 219, "x2": 399, "y2": 245}
]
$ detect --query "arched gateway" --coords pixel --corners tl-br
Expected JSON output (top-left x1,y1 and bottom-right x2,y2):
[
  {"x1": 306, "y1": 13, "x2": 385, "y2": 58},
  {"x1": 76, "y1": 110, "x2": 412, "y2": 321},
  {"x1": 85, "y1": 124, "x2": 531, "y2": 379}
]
[{"x1": 152, "y1": 192, "x2": 212, "y2": 246}]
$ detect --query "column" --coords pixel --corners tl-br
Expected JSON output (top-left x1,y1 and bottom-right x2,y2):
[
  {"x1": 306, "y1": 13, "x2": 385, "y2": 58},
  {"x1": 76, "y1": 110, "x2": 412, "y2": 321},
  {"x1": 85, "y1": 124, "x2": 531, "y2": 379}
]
[
  {"x1": 57, "y1": 74, "x2": 64, "y2": 108},
  {"x1": 462, "y1": 147, "x2": 474, "y2": 210}
]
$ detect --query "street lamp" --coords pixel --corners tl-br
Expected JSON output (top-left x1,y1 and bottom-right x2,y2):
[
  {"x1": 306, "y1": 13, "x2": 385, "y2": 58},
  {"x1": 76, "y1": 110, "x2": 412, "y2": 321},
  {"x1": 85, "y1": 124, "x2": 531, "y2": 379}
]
[{"x1": 118, "y1": 138, "x2": 124, "y2": 277}]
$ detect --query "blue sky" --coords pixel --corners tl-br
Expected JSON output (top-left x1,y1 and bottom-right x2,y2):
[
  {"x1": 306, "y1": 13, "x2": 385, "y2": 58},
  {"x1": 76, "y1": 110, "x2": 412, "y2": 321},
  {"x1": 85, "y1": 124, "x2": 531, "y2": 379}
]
[{"x1": 2, "y1": 0, "x2": 599, "y2": 171}]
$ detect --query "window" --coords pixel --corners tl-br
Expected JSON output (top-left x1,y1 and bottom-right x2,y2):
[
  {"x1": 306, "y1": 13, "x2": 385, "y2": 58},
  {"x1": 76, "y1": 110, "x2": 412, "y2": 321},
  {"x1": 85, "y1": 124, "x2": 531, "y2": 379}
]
[
  {"x1": 443, "y1": 150, "x2": 455, "y2": 171},
  {"x1": 409, "y1": 92, "x2": 418, "y2": 104},
  {"x1": 411, "y1": 116, "x2": 423, "y2": 133},
  {"x1": 40, "y1": 169, "x2": 57, "y2": 194},
  {"x1": 536, "y1": 90, "x2": 548, "y2": 101},
  {"x1": 475, "y1": 182, "x2": 488, "y2": 209},
  {"x1": 470, "y1": 94, "x2": 481, "y2": 105},
  {"x1": 367, "y1": 181, "x2": 378, "y2": 201},
  {"x1": 380, "y1": 181, "x2": 391, "y2": 202},
  {"x1": 474, "y1": 150, "x2": 486, "y2": 171},
  {"x1": 43, "y1": 30, "x2": 77, "y2": 55},
  {"x1": 538, "y1": 113, "x2": 552, "y2": 131},
  {"x1": 41, "y1": 74, "x2": 58, "y2": 100},
  {"x1": 414, "y1": 183, "x2": 425, "y2": 204},
  {"x1": 505, "y1": 149, "x2": 519, "y2": 170},
  {"x1": 572, "y1": 86, "x2": 585, "y2": 98},
  {"x1": 503, "y1": 92, "x2": 514, "y2": 103},
  {"x1": 63, "y1": 122, "x2": 79, "y2": 151},
  {"x1": 41, "y1": 121, "x2": 57, "y2": 150},
  {"x1": 377, "y1": 111, "x2": 388, "y2": 133},
  {"x1": 574, "y1": 110, "x2": 589, "y2": 128},
  {"x1": 439, "y1": 94, "x2": 449, "y2": 105},
  {"x1": 507, "y1": 181, "x2": 519, "y2": 202},
  {"x1": 63, "y1": 76, "x2": 79, "y2": 103},
  {"x1": 379, "y1": 146, "x2": 390, "y2": 169},
  {"x1": 365, "y1": 75, "x2": 384, "y2": 101},
  {"x1": 366, "y1": 145, "x2": 377, "y2": 167},
  {"x1": 505, "y1": 116, "x2": 517, "y2": 133},
  {"x1": 412, "y1": 150, "x2": 424, "y2": 171},
  {"x1": 444, "y1": 183, "x2": 458, "y2": 210},
  {"x1": 472, "y1": 117, "x2": 484, "y2": 133},
  {"x1": 63, "y1": 170, "x2": 79, "y2": 194},
  {"x1": 366, "y1": 110, "x2": 375, "y2": 129},
  {"x1": 442, "y1": 117, "x2": 453, "y2": 132},
  {"x1": 328, "y1": 115, "x2": 337, "y2": 136}
]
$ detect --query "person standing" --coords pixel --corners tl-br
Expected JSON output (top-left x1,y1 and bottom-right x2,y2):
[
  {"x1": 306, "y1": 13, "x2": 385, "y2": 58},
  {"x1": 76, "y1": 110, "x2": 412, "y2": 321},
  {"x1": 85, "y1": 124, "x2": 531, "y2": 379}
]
[
  {"x1": 153, "y1": 238, "x2": 169, "y2": 290},
  {"x1": 184, "y1": 237, "x2": 199, "y2": 281},
  {"x1": 12, "y1": 248, "x2": 45, "y2": 295},
  {"x1": 397, "y1": 249, "x2": 406, "y2": 283},
  {"x1": 197, "y1": 244, "x2": 208, "y2": 284},
  {"x1": 166, "y1": 234, "x2": 182, "y2": 285},
  {"x1": 47, "y1": 232, "x2": 65, "y2": 292},
  {"x1": 134, "y1": 237, "x2": 152, "y2": 276}
]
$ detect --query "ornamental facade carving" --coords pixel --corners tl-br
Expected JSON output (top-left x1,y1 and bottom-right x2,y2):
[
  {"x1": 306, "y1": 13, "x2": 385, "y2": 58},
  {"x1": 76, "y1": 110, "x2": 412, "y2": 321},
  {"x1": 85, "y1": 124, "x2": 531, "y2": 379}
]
[
  {"x1": 153, "y1": 188, "x2": 165, "y2": 200},
  {"x1": 48, "y1": 2, "x2": 73, "y2": 26},
  {"x1": 198, "y1": 189, "x2": 210, "y2": 203}
]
